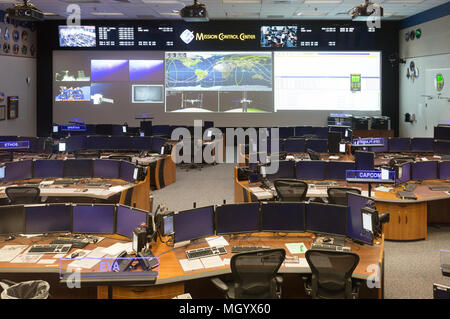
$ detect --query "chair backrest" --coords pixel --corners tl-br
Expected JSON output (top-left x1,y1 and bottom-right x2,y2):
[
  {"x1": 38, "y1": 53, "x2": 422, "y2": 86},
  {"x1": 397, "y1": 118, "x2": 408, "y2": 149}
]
[
  {"x1": 5, "y1": 186, "x2": 40, "y2": 204},
  {"x1": 327, "y1": 187, "x2": 361, "y2": 206},
  {"x1": 305, "y1": 250, "x2": 360, "y2": 299},
  {"x1": 273, "y1": 179, "x2": 308, "y2": 202},
  {"x1": 231, "y1": 248, "x2": 286, "y2": 299},
  {"x1": 108, "y1": 155, "x2": 132, "y2": 162}
]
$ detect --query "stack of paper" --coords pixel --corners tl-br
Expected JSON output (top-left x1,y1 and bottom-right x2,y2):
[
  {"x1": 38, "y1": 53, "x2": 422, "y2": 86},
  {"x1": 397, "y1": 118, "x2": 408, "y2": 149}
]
[
  {"x1": 285, "y1": 243, "x2": 308, "y2": 254},
  {"x1": 248, "y1": 187, "x2": 273, "y2": 200},
  {"x1": 0, "y1": 245, "x2": 29, "y2": 262},
  {"x1": 200, "y1": 256, "x2": 224, "y2": 269},
  {"x1": 102, "y1": 242, "x2": 132, "y2": 256},
  {"x1": 205, "y1": 236, "x2": 229, "y2": 247},
  {"x1": 179, "y1": 258, "x2": 204, "y2": 272}
]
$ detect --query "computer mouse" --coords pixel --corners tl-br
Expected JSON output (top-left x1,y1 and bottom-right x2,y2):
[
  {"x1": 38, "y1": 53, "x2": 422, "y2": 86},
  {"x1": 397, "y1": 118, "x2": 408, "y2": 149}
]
[{"x1": 323, "y1": 237, "x2": 332, "y2": 243}]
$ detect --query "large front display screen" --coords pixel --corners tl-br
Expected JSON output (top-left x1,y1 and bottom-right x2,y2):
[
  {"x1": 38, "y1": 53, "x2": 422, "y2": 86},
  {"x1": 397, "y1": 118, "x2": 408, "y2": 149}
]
[{"x1": 274, "y1": 51, "x2": 381, "y2": 111}]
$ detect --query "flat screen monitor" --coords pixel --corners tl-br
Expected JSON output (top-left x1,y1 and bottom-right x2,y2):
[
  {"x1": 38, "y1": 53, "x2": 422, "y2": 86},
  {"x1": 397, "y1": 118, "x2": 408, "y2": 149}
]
[
  {"x1": 396, "y1": 162, "x2": 411, "y2": 184},
  {"x1": 440, "y1": 161, "x2": 450, "y2": 179},
  {"x1": 411, "y1": 138, "x2": 434, "y2": 152},
  {"x1": 116, "y1": 205, "x2": 147, "y2": 238},
  {"x1": 305, "y1": 139, "x2": 328, "y2": 153},
  {"x1": 347, "y1": 193, "x2": 373, "y2": 245},
  {"x1": 25, "y1": 204, "x2": 72, "y2": 233},
  {"x1": 0, "y1": 205, "x2": 25, "y2": 235},
  {"x1": 305, "y1": 202, "x2": 347, "y2": 236},
  {"x1": 388, "y1": 138, "x2": 411, "y2": 152},
  {"x1": 59, "y1": 26, "x2": 96, "y2": 48},
  {"x1": 355, "y1": 151, "x2": 375, "y2": 170},
  {"x1": 119, "y1": 161, "x2": 136, "y2": 182},
  {"x1": 33, "y1": 160, "x2": 64, "y2": 179},
  {"x1": 152, "y1": 125, "x2": 170, "y2": 136},
  {"x1": 63, "y1": 159, "x2": 93, "y2": 178},
  {"x1": 284, "y1": 138, "x2": 306, "y2": 153},
  {"x1": 411, "y1": 161, "x2": 438, "y2": 180},
  {"x1": 216, "y1": 203, "x2": 259, "y2": 235},
  {"x1": 296, "y1": 160, "x2": 326, "y2": 180},
  {"x1": 4, "y1": 160, "x2": 33, "y2": 182},
  {"x1": 279, "y1": 127, "x2": 294, "y2": 139},
  {"x1": 295, "y1": 126, "x2": 313, "y2": 137},
  {"x1": 173, "y1": 206, "x2": 214, "y2": 243},
  {"x1": 312, "y1": 127, "x2": 329, "y2": 139},
  {"x1": 434, "y1": 140, "x2": 450, "y2": 155},
  {"x1": 261, "y1": 202, "x2": 305, "y2": 232},
  {"x1": 73, "y1": 205, "x2": 115, "y2": 234},
  {"x1": 264, "y1": 160, "x2": 295, "y2": 180},
  {"x1": 93, "y1": 159, "x2": 120, "y2": 179},
  {"x1": 325, "y1": 161, "x2": 355, "y2": 180},
  {"x1": 151, "y1": 136, "x2": 167, "y2": 154}
]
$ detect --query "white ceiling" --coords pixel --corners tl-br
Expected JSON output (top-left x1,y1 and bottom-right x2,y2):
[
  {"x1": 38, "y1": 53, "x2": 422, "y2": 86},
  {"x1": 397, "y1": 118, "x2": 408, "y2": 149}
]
[{"x1": 0, "y1": 0, "x2": 448, "y2": 20}]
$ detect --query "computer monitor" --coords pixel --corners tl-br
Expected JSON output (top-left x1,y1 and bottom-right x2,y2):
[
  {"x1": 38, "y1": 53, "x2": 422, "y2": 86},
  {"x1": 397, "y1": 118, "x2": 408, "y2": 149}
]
[
  {"x1": 295, "y1": 126, "x2": 313, "y2": 137},
  {"x1": 305, "y1": 202, "x2": 347, "y2": 236},
  {"x1": 434, "y1": 140, "x2": 450, "y2": 155},
  {"x1": 130, "y1": 136, "x2": 152, "y2": 150},
  {"x1": 440, "y1": 161, "x2": 450, "y2": 179},
  {"x1": 312, "y1": 127, "x2": 329, "y2": 139},
  {"x1": 173, "y1": 206, "x2": 214, "y2": 243},
  {"x1": 264, "y1": 160, "x2": 295, "y2": 180},
  {"x1": 33, "y1": 160, "x2": 64, "y2": 179},
  {"x1": 151, "y1": 136, "x2": 167, "y2": 154},
  {"x1": 73, "y1": 205, "x2": 115, "y2": 234},
  {"x1": 411, "y1": 138, "x2": 434, "y2": 152},
  {"x1": 25, "y1": 204, "x2": 72, "y2": 233},
  {"x1": 284, "y1": 138, "x2": 305, "y2": 153},
  {"x1": 305, "y1": 139, "x2": 328, "y2": 153},
  {"x1": 261, "y1": 202, "x2": 305, "y2": 232},
  {"x1": 152, "y1": 125, "x2": 170, "y2": 136},
  {"x1": 216, "y1": 203, "x2": 259, "y2": 235},
  {"x1": 0, "y1": 205, "x2": 25, "y2": 235},
  {"x1": 116, "y1": 205, "x2": 147, "y2": 238},
  {"x1": 296, "y1": 160, "x2": 326, "y2": 180},
  {"x1": 411, "y1": 161, "x2": 438, "y2": 180},
  {"x1": 395, "y1": 162, "x2": 411, "y2": 184},
  {"x1": 325, "y1": 161, "x2": 355, "y2": 180},
  {"x1": 4, "y1": 160, "x2": 33, "y2": 182},
  {"x1": 388, "y1": 137, "x2": 411, "y2": 152},
  {"x1": 355, "y1": 151, "x2": 375, "y2": 170},
  {"x1": 279, "y1": 127, "x2": 295, "y2": 139},
  {"x1": 347, "y1": 193, "x2": 373, "y2": 245},
  {"x1": 93, "y1": 159, "x2": 120, "y2": 179},
  {"x1": 63, "y1": 159, "x2": 93, "y2": 178},
  {"x1": 119, "y1": 161, "x2": 136, "y2": 182}
]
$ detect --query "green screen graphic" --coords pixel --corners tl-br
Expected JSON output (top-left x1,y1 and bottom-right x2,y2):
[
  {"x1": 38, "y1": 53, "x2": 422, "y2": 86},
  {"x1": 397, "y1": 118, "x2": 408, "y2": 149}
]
[{"x1": 350, "y1": 74, "x2": 361, "y2": 92}]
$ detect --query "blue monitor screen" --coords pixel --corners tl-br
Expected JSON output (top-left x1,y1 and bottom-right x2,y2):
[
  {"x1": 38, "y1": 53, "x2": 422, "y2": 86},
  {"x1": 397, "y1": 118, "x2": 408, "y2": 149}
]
[
  {"x1": 347, "y1": 193, "x2": 373, "y2": 245},
  {"x1": 440, "y1": 161, "x2": 450, "y2": 179},
  {"x1": 216, "y1": 203, "x2": 259, "y2": 235},
  {"x1": 284, "y1": 139, "x2": 305, "y2": 153},
  {"x1": 173, "y1": 206, "x2": 214, "y2": 243},
  {"x1": 25, "y1": 205, "x2": 72, "y2": 233},
  {"x1": 265, "y1": 160, "x2": 295, "y2": 180},
  {"x1": 355, "y1": 151, "x2": 375, "y2": 170},
  {"x1": 119, "y1": 161, "x2": 136, "y2": 182},
  {"x1": 325, "y1": 161, "x2": 355, "y2": 180},
  {"x1": 33, "y1": 160, "x2": 64, "y2": 179},
  {"x1": 396, "y1": 162, "x2": 411, "y2": 184},
  {"x1": 5, "y1": 160, "x2": 33, "y2": 181},
  {"x1": 305, "y1": 202, "x2": 347, "y2": 236},
  {"x1": 296, "y1": 160, "x2": 326, "y2": 180},
  {"x1": 306, "y1": 139, "x2": 328, "y2": 153},
  {"x1": 261, "y1": 202, "x2": 305, "y2": 232},
  {"x1": 411, "y1": 138, "x2": 434, "y2": 152},
  {"x1": 93, "y1": 159, "x2": 120, "y2": 179},
  {"x1": 411, "y1": 161, "x2": 438, "y2": 180},
  {"x1": 388, "y1": 138, "x2": 411, "y2": 152},
  {"x1": 73, "y1": 205, "x2": 115, "y2": 234},
  {"x1": 116, "y1": 205, "x2": 147, "y2": 238},
  {"x1": 63, "y1": 159, "x2": 93, "y2": 178}
]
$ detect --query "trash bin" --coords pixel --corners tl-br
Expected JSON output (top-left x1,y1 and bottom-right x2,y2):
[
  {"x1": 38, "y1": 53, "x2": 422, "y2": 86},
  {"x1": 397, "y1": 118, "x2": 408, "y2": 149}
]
[{"x1": 0, "y1": 279, "x2": 50, "y2": 299}]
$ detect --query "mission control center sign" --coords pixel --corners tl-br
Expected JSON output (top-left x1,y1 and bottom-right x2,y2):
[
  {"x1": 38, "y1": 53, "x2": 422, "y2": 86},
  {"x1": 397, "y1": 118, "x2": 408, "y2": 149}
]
[{"x1": 180, "y1": 29, "x2": 257, "y2": 45}]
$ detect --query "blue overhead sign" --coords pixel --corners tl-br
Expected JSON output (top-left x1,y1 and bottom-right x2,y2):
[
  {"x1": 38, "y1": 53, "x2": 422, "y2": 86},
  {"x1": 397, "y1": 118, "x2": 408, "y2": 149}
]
[
  {"x1": 60, "y1": 125, "x2": 87, "y2": 131},
  {"x1": 346, "y1": 169, "x2": 396, "y2": 183},
  {"x1": 0, "y1": 141, "x2": 30, "y2": 150},
  {"x1": 351, "y1": 138, "x2": 385, "y2": 147}
]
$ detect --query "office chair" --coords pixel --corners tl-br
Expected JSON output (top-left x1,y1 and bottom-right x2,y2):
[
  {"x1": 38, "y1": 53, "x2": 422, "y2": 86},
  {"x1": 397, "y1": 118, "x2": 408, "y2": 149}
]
[
  {"x1": 302, "y1": 250, "x2": 361, "y2": 299},
  {"x1": 273, "y1": 179, "x2": 308, "y2": 202},
  {"x1": 108, "y1": 155, "x2": 132, "y2": 162},
  {"x1": 5, "y1": 186, "x2": 41, "y2": 204},
  {"x1": 179, "y1": 138, "x2": 204, "y2": 171},
  {"x1": 327, "y1": 187, "x2": 361, "y2": 206},
  {"x1": 210, "y1": 249, "x2": 286, "y2": 299}
]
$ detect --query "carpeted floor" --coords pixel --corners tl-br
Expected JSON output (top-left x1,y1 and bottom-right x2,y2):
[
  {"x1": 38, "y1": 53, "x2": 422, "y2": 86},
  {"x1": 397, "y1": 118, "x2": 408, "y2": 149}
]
[{"x1": 152, "y1": 163, "x2": 450, "y2": 299}]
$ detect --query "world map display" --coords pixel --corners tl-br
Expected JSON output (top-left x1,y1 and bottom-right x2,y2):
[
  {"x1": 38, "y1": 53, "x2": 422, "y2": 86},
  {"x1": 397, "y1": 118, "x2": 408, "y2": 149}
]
[{"x1": 165, "y1": 52, "x2": 272, "y2": 91}]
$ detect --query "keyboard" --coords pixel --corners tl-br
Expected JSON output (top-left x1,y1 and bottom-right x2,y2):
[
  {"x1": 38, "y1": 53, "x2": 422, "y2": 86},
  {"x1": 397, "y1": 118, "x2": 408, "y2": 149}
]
[
  {"x1": 231, "y1": 246, "x2": 271, "y2": 253},
  {"x1": 185, "y1": 246, "x2": 227, "y2": 259},
  {"x1": 28, "y1": 244, "x2": 72, "y2": 254},
  {"x1": 54, "y1": 179, "x2": 79, "y2": 185},
  {"x1": 397, "y1": 191, "x2": 417, "y2": 200},
  {"x1": 311, "y1": 243, "x2": 351, "y2": 252},
  {"x1": 51, "y1": 238, "x2": 89, "y2": 249},
  {"x1": 429, "y1": 186, "x2": 450, "y2": 191},
  {"x1": 86, "y1": 183, "x2": 110, "y2": 188}
]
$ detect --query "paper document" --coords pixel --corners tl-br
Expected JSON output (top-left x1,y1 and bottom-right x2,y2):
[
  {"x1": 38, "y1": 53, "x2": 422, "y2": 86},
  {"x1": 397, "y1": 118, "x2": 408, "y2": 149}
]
[
  {"x1": 222, "y1": 258, "x2": 231, "y2": 266},
  {"x1": 205, "y1": 236, "x2": 229, "y2": 247},
  {"x1": 67, "y1": 247, "x2": 106, "y2": 269},
  {"x1": 361, "y1": 191, "x2": 370, "y2": 197},
  {"x1": 102, "y1": 243, "x2": 132, "y2": 256},
  {"x1": 37, "y1": 259, "x2": 56, "y2": 264},
  {"x1": 109, "y1": 186, "x2": 125, "y2": 193},
  {"x1": 0, "y1": 245, "x2": 28, "y2": 262},
  {"x1": 285, "y1": 243, "x2": 308, "y2": 254},
  {"x1": 375, "y1": 186, "x2": 392, "y2": 192},
  {"x1": 329, "y1": 156, "x2": 340, "y2": 160},
  {"x1": 200, "y1": 256, "x2": 224, "y2": 268},
  {"x1": 11, "y1": 254, "x2": 43, "y2": 264},
  {"x1": 179, "y1": 258, "x2": 204, "y2": 272},
  {"x1": 284, "y1": 257, "x2": 309, "y2": 268}
]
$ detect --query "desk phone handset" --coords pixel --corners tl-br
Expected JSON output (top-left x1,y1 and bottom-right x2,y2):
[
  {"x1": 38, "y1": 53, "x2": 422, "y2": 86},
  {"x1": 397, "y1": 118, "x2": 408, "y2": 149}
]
[{"x1": 114, "y1": 251, "x2": 134, "y2": 272}]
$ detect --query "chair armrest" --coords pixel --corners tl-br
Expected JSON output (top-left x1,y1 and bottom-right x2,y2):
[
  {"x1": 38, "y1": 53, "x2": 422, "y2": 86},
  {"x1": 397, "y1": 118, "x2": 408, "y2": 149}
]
[{"x1": 210, "y1": 277, "x2": 229, "y2": 294}]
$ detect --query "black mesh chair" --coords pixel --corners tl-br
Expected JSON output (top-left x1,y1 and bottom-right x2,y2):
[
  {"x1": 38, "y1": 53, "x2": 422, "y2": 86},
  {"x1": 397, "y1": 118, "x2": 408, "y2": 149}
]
[
  {"x1": 108, "y1": 155, "x2": 132, "y2": 162},
  {"x1": 273, "y1": 179, "x2": 308, "y2": 202},
  {"x1": 210, "y1": 249, "x2": 286, "y2": 299},
  {"x1": 303, "y1": 250, "x2": 361, "y2": 299},
  {"x1": 327, "y1": 187, "x2": 361, "y2": 206},
  {"x1": 5, "y1": 186, "x2": 41, "y2": 204}
]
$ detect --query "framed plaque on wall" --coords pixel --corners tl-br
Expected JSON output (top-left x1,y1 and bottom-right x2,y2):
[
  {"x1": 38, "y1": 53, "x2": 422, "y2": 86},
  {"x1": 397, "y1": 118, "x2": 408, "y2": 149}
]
[{"x1": 7, "y1": 96, "x2": 18, "y2": 119}]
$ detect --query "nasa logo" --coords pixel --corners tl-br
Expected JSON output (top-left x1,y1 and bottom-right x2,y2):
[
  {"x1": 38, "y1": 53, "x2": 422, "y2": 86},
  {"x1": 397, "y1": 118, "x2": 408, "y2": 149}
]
[{"x1": 180, "y1": 29, "x2": 195, "y2": 44}]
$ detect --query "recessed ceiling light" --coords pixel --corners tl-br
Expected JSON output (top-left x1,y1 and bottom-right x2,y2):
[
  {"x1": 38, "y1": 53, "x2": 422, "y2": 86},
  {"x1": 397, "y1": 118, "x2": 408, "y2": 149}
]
[
  {"x1": 160, "y1": 12, "x2": 181, "y2": 16},
  {"x1": 296, "y1": 11, "x2": 328, "y2": 16},
  {"x1": 304, "y1": 0, "x2": 342, "y2": 4},
  {"x1": 223, "y1": 0, "x2": 261, "y2": 4}
]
